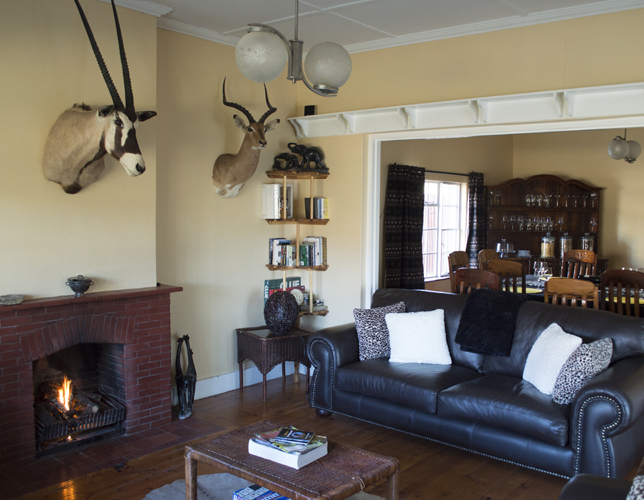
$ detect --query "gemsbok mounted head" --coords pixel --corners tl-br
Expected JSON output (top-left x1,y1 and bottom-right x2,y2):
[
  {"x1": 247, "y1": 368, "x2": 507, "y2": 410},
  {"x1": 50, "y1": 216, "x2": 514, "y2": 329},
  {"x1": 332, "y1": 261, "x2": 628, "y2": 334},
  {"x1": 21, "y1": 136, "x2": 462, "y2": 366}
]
[
  {"x1": 42, "y1": 0, "x2": 156, "y2": 194},
  {"x1": 212, "y1": 79, "x2": 280, "y2": 198}
]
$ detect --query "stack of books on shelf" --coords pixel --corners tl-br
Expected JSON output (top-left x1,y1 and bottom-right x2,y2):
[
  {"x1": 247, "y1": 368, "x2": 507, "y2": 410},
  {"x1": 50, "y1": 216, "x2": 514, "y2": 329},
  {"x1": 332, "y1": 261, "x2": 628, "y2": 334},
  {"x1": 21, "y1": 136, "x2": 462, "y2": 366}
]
[
  {"x1": 248, "y1": 426, "x2": 328, "y2": 470},
  {"x1": 262, "y1": 184, "x2": 293, "y2": 219},
  {"x1": 304, "y1": 197, "x2": 328, "y2": 219},
  {"x1": 299, "y1": 236, "x2": 327, "y2": 267}
]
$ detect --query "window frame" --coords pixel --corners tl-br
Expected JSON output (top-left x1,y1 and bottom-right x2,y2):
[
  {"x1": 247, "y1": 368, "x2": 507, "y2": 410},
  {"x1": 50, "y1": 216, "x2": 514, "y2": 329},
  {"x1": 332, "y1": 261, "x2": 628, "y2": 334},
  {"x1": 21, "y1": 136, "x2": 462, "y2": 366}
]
[{"x1": 422, "y1": 177, "x2": 469, "y2": 282}]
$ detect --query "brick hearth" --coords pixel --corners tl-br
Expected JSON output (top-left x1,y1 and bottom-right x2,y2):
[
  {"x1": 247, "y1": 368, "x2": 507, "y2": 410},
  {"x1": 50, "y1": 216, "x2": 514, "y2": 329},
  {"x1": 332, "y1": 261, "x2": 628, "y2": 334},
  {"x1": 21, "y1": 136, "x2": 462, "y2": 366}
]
[{"x1": 0, "y1": 284, "x2": 182, "y2": 472}]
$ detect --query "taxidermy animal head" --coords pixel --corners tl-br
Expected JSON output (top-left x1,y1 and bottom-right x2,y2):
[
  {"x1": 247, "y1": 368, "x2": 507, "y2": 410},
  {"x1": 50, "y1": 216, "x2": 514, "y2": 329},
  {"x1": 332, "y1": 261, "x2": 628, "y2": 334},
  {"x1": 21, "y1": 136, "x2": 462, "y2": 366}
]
[
  {"x1": 212, "y1": 78, "x2": 279, "y2": 198},
  {"x1": 42, "y1": 0, "x2": 156, "y2": 194}
]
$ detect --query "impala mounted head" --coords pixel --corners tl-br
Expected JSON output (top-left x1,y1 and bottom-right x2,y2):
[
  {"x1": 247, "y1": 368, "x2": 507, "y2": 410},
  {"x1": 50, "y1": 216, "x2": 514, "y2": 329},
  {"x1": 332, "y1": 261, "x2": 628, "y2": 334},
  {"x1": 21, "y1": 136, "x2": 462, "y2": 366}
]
[
  {"x1": 212, "y1": 78, "x2": 279, "y2": 198},
  {"x1": 42, "y1": 0, "x2": 156, "y2": 194}
]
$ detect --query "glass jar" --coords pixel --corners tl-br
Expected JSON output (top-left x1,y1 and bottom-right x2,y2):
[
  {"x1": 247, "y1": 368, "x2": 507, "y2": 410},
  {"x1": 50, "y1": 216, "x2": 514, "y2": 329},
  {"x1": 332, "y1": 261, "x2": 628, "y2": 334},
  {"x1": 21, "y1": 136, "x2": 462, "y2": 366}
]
[
  {"x1": 560, "y1": 233, "x2": 572, "y2": 258},
  {"x1": 541, "y1": 232, "x2": 555, "y2": 259},
  {"x1": 581, "y1": 233, "x2": 594, "y2": 251}
]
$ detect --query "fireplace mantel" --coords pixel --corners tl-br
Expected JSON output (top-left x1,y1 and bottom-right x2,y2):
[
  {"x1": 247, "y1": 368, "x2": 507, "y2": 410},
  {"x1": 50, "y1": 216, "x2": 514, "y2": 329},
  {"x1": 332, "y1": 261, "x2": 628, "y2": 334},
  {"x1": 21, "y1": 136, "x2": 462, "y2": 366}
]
[{"x1": 0, "y1": 283, "x2": 182, "y2": 471}]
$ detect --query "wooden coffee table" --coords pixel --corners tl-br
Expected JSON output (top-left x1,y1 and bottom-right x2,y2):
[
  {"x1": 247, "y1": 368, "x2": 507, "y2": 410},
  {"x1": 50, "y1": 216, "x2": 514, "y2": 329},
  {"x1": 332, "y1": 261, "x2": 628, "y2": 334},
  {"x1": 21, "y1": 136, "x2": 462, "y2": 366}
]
[{"x1": 184, "y1": 420, "x2": 400, "y2": 500}]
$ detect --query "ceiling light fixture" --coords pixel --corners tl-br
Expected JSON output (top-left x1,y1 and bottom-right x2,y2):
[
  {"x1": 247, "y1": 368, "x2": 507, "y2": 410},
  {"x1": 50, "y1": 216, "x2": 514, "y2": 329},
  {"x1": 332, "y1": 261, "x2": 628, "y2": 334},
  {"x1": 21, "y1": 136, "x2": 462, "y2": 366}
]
[
  {"x1": 235, "y1": 0, "x2": 352, "y2": 97},
  {"x1": 608, "y1": 129, "x2": 641, "y2": 163}
]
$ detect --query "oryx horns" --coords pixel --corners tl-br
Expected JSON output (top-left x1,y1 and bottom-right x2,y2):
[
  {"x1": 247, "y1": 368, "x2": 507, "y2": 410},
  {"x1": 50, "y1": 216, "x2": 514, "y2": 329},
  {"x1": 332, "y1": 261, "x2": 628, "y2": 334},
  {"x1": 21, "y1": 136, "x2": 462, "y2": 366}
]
[{"x1": 42, "y1": 0, "x2": 156, "y2": 194}]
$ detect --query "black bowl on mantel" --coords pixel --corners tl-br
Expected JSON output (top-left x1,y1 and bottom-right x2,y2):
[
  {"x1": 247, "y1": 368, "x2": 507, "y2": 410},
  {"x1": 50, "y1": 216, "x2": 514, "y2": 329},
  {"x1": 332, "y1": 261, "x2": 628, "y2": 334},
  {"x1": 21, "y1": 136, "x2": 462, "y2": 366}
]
[{"x1": 65, "y1": 275, "x2": 94, "y2": 298}]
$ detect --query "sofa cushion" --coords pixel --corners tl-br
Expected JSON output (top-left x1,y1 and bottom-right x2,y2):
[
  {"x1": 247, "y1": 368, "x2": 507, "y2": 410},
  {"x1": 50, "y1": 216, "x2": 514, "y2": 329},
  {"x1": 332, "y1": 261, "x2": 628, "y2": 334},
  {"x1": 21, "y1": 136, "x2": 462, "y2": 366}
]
[
  {"x1": 437, "y1": 374, "x2": 570, "y2": 446},
  {"x1": 552, "y1": 338, "x2": 614, "y2": 405},
  {"x1": 386, "y1": 310, "x2": 452, "y2": 365},
  {"x1": 371, "y1": 289, "x2": 485, "y2": 372},
  {"x1": 523, "y1": 323, "x2": 582, "y2": 395},
  {"x1": 335, "y1": 358, "x2": 483, "y2": 414},
  {"x1": 483, "y1": 300, "x2": 644, "y2": 377},
  {"x1": 354, "y1": 301, "x2": 406, "y2": 360}
]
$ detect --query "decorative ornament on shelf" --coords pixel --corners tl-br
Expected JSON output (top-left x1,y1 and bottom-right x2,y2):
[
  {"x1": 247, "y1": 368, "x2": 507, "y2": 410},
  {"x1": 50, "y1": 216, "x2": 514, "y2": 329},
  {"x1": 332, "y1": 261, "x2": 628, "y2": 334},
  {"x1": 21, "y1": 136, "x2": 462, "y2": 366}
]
[
  {"x1": 264, "y1": 290, "x2": 300, "y2": 335},
  {"x1": 65, "y1": 275, "x2": 94, "y2": 298},
  {"x1": 608, "y1": 129, "x2": 641, "y2": 163},
  {"x1": 235, "y1": 0, "x2": 351, "y2": 97},
  {"x1": 272, "y1": 143, "x2": 328, "y2": 173}
]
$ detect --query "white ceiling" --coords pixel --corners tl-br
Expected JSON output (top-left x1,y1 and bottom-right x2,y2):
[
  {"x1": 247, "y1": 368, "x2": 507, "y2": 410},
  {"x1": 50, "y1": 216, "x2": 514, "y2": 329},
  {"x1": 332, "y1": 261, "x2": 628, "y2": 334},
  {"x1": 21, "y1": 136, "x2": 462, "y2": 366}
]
[{"x1": 105, "y1": 0, "x2": 644, "y2": 53}]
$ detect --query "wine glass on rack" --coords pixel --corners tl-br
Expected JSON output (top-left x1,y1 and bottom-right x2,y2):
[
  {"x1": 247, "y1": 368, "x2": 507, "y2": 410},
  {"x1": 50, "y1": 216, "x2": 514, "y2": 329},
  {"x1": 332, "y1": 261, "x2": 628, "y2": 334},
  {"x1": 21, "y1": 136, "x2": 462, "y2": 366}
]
[
  {"x1": 573, "y1": 194, "x2": 580, "y2": 207},
  {"x1": 495, "y1": 190, "x2": 502, "y2": 207},
  {"x1": 590, "y1": 192, "x2": 598, "y2": 208},
  {"x1": 510, "y1": 214, "x2": 517, "y2": 231},
  {"x1": 544, "y1": 194, "x2": 551, "y2": 207},
  {"x1": 557, "y1": 216, "x2": 565, "y2": 231},
  {"x1": 488, "y1": 189, "x2": 495, "y2": 206},
  {"x1": 526, "y1": 217, "x2": 534, "y2": 231},
  {"x1": 488, "y1": 213, "x2": 495, "y2": 230},
  {"x1": 502, "y1": 215, "x2": 509, "y2": 230},
  {"x1": 582, "y1": 193, "x2": 589, "y2": 207},
  {"x1": 554, "y1": 194, "x2": 561, "y2": 207},
  {"x1": 536, "y1": 194, "x2": 543, "y2": 207},
  {"x1": 525, "y1": 194, "x2": 532, "y2": 207},
  {"x1": 518, "y1": 215, "x2": 525, "y2": 231}
]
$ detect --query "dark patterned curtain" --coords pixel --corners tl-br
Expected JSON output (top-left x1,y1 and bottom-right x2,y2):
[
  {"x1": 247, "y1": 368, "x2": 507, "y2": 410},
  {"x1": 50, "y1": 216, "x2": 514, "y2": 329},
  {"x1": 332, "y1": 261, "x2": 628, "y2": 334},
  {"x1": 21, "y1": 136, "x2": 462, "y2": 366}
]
[
  {"x1": 383, "y1": 164, "x2": 425, "y2": 289},
  {"x1": 466, "y1": 172, "x2": 485, "y2": 267}
]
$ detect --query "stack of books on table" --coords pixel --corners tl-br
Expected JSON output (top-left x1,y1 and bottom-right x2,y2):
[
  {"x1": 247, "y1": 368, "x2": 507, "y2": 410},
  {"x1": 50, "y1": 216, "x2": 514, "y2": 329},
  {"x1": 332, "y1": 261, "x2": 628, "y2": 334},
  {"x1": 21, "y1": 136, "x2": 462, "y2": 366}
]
[
  {"x1": 233, "y1": 484, "x2": 289, "y2": 500},
  {"x1": 248, "y1": 426, "x2": 328, "y2": 470}
]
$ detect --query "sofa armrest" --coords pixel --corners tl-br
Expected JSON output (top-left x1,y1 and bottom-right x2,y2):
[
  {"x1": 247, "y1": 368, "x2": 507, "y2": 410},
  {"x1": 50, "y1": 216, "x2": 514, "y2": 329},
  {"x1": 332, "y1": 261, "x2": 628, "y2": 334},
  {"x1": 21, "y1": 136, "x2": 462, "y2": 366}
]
[
  {"x1": 571, "y1": 355, "x2": 644, "y2": 477},
  {"x1": 558, "y1": 474, "x2": 631, "y2": 500},
  {"x1": 306, "y1": 323, "x2": 359, "y2": 411}
]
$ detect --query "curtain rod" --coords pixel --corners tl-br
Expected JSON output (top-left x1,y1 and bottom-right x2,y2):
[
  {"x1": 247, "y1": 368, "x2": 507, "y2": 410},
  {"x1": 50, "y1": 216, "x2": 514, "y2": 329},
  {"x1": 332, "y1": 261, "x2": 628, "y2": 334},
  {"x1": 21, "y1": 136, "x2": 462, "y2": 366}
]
[{"x1": 423, "y1": 169, "x2": 470, "y2": 177}]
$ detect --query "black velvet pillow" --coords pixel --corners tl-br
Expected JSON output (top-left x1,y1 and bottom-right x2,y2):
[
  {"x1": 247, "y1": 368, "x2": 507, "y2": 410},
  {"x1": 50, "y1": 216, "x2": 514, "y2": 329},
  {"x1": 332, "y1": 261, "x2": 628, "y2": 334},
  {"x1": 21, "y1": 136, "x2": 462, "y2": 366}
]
[{"x1": 455, "y1": 289, "x2": 528, "y2": 357}]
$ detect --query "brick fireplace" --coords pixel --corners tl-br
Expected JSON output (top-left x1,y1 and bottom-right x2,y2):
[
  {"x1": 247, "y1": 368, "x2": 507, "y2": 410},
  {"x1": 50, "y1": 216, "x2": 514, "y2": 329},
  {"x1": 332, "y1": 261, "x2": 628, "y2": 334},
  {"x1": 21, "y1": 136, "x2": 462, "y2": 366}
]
[{"x1": 0, "y1": 284, "x2": 182, "y2": 471}]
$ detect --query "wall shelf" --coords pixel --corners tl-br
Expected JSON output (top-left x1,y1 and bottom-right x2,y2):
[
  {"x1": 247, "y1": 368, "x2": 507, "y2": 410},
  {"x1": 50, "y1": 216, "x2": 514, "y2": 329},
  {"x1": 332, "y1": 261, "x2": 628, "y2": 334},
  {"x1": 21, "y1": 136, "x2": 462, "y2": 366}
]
[{"x1": 287, "y1": 82, "x2": 644, "y2": 138}]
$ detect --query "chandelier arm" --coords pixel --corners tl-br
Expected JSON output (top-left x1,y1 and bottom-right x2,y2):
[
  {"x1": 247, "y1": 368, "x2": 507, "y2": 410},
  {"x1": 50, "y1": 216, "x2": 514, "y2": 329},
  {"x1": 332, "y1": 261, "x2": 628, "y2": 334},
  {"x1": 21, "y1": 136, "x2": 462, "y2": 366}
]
[{"x1": 301, "y1": 74, "x2": 337, "y2": 97}]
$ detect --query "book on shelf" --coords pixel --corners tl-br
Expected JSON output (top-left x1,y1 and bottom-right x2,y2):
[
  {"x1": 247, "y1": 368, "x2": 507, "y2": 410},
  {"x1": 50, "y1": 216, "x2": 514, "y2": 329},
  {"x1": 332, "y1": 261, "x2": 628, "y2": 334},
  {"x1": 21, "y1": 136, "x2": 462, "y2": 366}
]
[
  {"x1": 248, "y1": 427, "x2": 328, "y2": 470},
  {"x1": 269, "y1": 238, "x2": 290, "y2": 266},
  {"x1": 304, "y1": 197, "x2": 328, "y2": 219},
  {"x1": 262, "y1": 184, "x2": 293, "y2": 220},
  {"x1": 301, "y1": 236, "x2": 327, "y2": 266},
  {"x1": 268, "y1": 285, "x2": 304, "y2": 299},
  {"x1": 233, "y1": 484, "x2": 289, "y2": 500},
  {"x1": 264, "y1": 277, "x2": 301, "y2": 306}
]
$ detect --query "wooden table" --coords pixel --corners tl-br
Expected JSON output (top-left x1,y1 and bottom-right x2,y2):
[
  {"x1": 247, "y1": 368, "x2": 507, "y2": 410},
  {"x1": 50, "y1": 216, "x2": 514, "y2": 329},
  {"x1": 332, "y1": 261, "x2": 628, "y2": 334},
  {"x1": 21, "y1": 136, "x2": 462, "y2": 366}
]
[
  {"x1": 236, "y1": 326, "x2": 311, "y2": 402},
  {"x1": 184, "y1": 420, "x2": 400, "y2": 500}
]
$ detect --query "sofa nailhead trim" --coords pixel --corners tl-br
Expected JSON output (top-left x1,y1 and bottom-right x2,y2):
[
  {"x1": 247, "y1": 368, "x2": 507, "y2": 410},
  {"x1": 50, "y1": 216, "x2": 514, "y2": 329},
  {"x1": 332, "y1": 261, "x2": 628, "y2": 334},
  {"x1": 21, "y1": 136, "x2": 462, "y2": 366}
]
[
  {"x1": 307, "y1": 338, "x2": 335, "y2": 410},
  {"x1": 574, "y1": 394, "x2": 622, "y2": 477}
]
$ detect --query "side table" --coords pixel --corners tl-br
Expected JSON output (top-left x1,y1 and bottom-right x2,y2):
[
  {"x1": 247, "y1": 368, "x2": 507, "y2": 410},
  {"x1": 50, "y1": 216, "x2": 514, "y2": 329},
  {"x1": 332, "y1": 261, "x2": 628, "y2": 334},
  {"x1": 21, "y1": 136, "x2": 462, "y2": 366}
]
[{"x1": 236, "y1": 326, "x2": 311, "y2": 402}]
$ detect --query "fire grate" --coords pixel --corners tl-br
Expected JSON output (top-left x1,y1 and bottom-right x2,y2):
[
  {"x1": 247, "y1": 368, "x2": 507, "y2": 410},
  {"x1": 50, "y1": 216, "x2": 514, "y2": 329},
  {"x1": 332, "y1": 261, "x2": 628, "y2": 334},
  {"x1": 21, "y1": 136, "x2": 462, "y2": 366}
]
[{"x1": 35, "y1": 393, "x2": 125, "y2": 444}]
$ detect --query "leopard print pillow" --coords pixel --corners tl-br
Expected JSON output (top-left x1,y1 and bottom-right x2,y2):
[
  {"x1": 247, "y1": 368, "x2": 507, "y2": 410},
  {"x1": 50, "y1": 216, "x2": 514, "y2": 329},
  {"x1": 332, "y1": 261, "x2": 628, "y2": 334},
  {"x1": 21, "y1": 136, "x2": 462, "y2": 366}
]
[
  {"x1": 551, "y1": 338, "x2": 613, "y2": 405},
  {"x1": 627, "y1": 475, "x2": 644, "y2": 500},
  {"x1": 354, "y1": 301, "x2": 406, "y2": 361}
]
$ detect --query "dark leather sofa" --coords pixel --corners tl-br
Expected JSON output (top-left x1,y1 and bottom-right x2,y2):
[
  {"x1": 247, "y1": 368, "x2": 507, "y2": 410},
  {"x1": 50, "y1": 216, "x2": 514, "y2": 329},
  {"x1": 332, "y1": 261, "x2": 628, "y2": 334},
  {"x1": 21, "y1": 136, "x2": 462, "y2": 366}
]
[{"x1": 306, "y1": 288, "x2": 644, "y2": 478}]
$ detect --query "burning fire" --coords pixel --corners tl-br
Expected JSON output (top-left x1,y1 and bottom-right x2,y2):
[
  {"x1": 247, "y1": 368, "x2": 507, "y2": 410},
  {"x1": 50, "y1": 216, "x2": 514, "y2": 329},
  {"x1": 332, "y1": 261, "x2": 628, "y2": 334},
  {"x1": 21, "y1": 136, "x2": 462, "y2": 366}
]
[{"x1": 57, "y1": 376, "x2": 72, "y2": 412}]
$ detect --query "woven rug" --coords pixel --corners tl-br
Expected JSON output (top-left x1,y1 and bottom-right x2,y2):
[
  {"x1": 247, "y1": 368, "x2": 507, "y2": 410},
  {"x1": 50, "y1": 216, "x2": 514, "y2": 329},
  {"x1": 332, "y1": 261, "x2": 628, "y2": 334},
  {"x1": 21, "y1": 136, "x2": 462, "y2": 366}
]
[{"x1": 143, "y1": 472, "x2": 385, "y2": 500}]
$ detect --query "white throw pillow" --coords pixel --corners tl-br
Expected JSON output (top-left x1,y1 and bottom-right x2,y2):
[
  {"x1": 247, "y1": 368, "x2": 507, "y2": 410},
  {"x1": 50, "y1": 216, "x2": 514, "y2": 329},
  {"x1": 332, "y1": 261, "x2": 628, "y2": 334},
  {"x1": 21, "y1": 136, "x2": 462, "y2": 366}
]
[
  {"x1": 385, "y1": 310, "x2": 452, "y2": 365},
  {"x1": 523, "y1": 323, "x2": 582, "y2": 395}
]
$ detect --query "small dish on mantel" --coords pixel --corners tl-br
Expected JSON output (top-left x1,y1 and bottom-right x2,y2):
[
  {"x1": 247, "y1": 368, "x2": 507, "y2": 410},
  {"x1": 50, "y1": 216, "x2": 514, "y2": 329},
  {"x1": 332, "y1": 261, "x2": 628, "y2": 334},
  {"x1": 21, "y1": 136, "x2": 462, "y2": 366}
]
[{"x1": 0, "y1": 294, "x2": 24, "y2": 306}]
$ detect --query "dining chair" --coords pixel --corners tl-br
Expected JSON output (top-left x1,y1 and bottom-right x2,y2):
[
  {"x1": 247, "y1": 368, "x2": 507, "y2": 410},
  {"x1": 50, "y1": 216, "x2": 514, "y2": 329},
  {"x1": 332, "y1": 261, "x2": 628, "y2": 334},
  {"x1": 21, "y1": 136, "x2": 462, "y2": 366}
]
[
  {"x1": 453, "y1": 268, "x2": 501, "y2": 294},
  {"x1": 600, "y1": 269, "x2": 644, "y2": 317},
  {"x1": 545, "y1": 277, "x2": 599, "y2": 309},
  {"x1": 478, "y1": 249, "x2": 500, "y2": 270},
  {"x1": 485, "y1": 259, "x2": 526, "y2": 294},
  {"x1": 448, "y1": 251, "x2": 470, "y2": 293},
  {"x1": 561, "y1": 250, "x2": 597, "y2": 278}
]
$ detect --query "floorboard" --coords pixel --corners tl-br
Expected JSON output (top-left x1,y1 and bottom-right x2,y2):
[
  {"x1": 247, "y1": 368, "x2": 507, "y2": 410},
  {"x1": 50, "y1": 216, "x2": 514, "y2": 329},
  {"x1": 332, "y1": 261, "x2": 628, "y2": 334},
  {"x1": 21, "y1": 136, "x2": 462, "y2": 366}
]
[{"x1": 10, "y1": 375, "x2": 631, "y2": 500}]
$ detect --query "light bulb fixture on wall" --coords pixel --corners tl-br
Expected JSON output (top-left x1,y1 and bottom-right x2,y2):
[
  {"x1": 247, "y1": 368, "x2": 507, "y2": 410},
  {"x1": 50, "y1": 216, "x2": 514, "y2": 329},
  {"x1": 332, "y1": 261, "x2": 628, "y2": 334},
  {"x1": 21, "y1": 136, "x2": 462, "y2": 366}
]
[
  {"x1": 235, "y1": 0, "x2": 352, "y2": 97},
  {"x1": 608, "y1": 129, "x2": 641, "y2": 163}
]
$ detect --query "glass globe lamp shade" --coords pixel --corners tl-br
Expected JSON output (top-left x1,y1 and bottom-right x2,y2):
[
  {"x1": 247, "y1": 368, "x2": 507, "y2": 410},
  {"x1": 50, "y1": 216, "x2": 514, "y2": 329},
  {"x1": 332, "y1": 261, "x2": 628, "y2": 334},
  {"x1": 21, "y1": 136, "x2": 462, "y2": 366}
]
[
  {"x1": 627, "y1": 140, "x2": 641, "y2": 161},
  {"x1": 304, "y1": 42, "x2": 352, "y2": 91},
  {"x1": 608, "y1": 137, "x2": 629, "y2": 160},
  {"x1": 235, "y1": 30, "x2": 287, "y2": 83}
]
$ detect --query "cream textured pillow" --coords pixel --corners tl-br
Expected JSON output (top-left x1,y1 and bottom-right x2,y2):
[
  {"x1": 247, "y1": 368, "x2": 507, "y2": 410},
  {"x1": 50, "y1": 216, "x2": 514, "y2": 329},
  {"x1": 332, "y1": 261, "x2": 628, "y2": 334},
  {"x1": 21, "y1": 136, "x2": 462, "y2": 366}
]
[
  {"x1": 385, "y1": 310, "x2": 452, "y2": 365},
  {"x1": 523, "y1": 323, "x2": 582, "y2": 395}
]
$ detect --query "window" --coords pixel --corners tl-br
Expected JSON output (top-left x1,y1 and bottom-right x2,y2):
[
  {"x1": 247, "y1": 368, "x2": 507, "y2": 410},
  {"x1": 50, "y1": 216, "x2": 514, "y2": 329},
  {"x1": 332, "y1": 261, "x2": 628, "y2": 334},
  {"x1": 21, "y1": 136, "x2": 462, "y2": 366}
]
[{"x1": 422, "y1": 179, "x2": 468, "y2": 280}]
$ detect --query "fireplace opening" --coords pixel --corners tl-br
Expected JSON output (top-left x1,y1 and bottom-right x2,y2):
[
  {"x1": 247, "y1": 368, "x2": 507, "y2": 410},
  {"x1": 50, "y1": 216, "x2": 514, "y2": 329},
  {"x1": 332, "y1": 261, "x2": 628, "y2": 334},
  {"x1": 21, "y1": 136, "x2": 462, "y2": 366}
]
[{"x1": 33, "y1": 343, "x2": 127, "y2": 456}]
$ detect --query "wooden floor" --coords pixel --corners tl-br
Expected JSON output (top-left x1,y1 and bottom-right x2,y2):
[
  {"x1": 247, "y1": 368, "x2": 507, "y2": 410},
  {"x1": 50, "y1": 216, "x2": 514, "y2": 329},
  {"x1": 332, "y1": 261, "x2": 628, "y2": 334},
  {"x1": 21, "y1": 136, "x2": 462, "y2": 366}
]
[{"x1": 16, "y1": 376, "x2": 578, "y2": 500}]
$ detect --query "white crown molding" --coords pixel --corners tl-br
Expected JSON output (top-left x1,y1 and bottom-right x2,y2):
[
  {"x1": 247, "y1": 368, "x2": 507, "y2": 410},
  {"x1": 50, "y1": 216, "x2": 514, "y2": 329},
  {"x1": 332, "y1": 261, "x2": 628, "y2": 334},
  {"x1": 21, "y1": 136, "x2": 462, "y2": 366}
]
[
  {"x1": 345, "y1": 0, "x2": 644, "y2": 53},
  {"x1": 157, "y1": 18, "x2": 239, "y2": 46},
  {"x1": 96, "y1": 0, "x2": 173, "y2": 17}
]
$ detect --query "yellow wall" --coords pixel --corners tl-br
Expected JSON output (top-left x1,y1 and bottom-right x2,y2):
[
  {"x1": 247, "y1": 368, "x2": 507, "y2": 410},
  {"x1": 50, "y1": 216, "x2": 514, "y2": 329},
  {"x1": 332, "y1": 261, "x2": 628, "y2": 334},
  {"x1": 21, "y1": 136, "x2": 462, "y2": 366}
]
[
  {"x1": 0, "y1": 0, "x2": 157, "y2": 298},
  {"x1": 4, "y1": 1, "x2": 644, "y2": 389},
  {"x1": 513, "y1": 129, "x2": 644, "y2": 269}
]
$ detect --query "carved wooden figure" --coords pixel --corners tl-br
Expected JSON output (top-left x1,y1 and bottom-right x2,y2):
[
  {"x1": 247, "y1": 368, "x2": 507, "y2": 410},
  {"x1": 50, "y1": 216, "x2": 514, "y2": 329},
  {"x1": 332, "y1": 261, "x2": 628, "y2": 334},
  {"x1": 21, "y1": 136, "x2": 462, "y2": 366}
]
[
  {"x1": 212, "y1": 79, "x2": 279, "y2": 198},
  {"x1": 42, "y1": 0, "x2": 156, "y2": 194}
]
